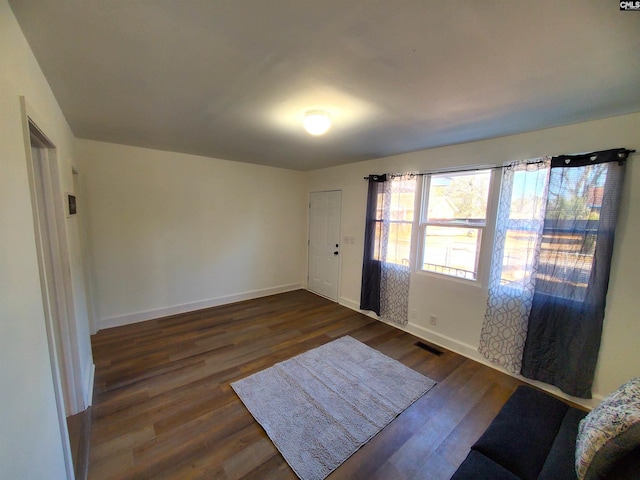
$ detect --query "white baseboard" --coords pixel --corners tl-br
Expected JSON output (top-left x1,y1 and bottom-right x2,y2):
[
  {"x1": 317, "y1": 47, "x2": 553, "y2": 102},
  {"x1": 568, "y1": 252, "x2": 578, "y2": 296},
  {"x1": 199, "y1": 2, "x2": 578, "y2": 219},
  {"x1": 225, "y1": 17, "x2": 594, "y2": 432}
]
[
  {"x1": 99, "y1": 283, "x2": 303, "y2": 330},
  {"x1": 338, "y1": 297, "x2": 361, "y2": 311},
  {"x1": 338, "y1": 296, "x2": 602, "y2": 409}
]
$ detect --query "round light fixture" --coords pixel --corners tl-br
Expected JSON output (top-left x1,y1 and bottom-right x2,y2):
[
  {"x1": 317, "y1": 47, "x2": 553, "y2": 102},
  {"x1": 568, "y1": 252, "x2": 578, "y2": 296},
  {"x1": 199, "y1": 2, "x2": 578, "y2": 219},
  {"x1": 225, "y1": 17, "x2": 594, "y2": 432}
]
[{"x1": 303, "y1": 110, "x2": 331, "y2": 136}]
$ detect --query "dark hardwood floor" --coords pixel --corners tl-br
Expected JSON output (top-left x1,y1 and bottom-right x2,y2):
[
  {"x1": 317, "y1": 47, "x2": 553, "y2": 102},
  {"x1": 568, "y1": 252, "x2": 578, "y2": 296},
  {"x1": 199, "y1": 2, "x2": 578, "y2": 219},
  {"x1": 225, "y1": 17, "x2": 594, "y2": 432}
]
[
  {"x1": 67, "y1": 406, "x2": 91, "y2": 480},
  {"x1": 89, "y1": 289, "x2": 522, "y2": 479}
]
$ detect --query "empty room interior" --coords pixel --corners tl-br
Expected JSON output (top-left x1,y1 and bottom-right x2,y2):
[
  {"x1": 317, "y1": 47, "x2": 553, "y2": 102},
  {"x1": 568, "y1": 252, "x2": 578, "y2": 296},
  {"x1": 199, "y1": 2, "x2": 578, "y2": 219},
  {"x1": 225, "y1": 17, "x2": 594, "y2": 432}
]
[{"x1": 3, "y1": 1, "x2": 640, "y2": 479}]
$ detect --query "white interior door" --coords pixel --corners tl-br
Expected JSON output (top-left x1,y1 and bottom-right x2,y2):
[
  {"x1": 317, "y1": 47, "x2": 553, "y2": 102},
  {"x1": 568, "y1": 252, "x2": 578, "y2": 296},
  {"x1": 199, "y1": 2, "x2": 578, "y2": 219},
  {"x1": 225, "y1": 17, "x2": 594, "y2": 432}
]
[{"x1": 308, "y1": 190, "x2": 341, "y2": 301}]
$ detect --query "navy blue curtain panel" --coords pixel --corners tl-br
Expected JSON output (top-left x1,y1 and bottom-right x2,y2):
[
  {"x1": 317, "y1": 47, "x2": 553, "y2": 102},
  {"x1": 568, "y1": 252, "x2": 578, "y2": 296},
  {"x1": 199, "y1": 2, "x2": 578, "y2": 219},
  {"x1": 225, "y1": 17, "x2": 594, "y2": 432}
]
[
  {"x1": 521, "y1": 149, "x2": 629, "y2": 398},
  {"x1": 360, "y1": 175, "x2": 386, "y2": 315}
]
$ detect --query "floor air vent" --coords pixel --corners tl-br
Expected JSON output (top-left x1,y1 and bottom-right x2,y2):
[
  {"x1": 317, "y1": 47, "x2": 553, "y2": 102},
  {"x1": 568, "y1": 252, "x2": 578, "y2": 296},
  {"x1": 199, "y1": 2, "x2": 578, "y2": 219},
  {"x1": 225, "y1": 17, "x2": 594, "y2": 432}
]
[{"x1": 414, "y1": 341, "x2": 444, "y2": 356}]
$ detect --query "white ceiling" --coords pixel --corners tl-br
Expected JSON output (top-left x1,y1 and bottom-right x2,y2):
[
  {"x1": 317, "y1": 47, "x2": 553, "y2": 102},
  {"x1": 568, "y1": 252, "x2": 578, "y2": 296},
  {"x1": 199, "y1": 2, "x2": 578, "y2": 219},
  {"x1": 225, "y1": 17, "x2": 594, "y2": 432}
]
[{"x1": 9, "y1": 0, "x2": 640, "y2": 171}]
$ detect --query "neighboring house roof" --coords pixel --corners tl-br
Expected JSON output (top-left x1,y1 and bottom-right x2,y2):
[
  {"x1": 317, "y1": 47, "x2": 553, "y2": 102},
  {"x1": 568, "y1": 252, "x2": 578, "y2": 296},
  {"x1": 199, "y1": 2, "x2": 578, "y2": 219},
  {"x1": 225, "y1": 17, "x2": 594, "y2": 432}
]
[
  {"x1": 586, "y1": 186, "x2": 604, "y2": 209},
  {"x1": 428, "y1": 196, "x2": 459, "y2": 219}
]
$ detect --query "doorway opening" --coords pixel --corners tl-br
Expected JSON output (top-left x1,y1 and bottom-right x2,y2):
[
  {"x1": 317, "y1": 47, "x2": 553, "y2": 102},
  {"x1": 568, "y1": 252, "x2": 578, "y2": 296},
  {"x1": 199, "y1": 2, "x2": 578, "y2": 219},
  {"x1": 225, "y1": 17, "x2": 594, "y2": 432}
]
[{"x1": 25, "y1": 116, "x2": 83, "y2": 479}]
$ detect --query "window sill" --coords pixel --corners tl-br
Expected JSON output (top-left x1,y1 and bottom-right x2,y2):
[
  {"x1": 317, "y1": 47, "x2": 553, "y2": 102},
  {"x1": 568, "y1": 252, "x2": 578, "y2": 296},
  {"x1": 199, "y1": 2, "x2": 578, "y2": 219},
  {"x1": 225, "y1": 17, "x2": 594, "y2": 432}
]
[{"x1": 413, "y1": 268, "x2": 487, "y2": 289}]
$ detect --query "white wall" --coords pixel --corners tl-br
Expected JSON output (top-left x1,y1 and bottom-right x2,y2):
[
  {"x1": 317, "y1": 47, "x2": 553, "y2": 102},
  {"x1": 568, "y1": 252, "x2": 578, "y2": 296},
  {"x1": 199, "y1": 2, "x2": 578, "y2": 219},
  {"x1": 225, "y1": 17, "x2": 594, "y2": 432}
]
[
  {"x1": 77, "y1": 140, "x2": 308, "y2": 329},
  {"x1": 1, "y1": 1, "x2": 93, "y2": 478},
  {"x1": 308, "y1": 112, "x2": 640, "y2": 406}
]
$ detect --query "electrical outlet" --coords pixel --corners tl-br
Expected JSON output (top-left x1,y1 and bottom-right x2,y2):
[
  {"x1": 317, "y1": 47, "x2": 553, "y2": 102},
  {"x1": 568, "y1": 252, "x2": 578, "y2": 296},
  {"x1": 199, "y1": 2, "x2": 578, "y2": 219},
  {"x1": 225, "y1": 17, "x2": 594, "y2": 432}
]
[
  {"x1": 411, "y1": 309, "x2": 417, "y2": 320},
  {"x1": 429, "y1": 314, "x2": 438, "y2": 326}
]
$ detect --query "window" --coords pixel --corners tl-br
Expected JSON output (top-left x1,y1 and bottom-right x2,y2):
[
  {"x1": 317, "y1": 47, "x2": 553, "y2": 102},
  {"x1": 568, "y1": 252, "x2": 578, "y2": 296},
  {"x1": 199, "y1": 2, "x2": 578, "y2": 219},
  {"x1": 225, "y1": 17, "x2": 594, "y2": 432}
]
[
  {"x1": 479, "y1": 149, "x2": 628, "y2": 398},
  {"x1": 373, "y1": 176, "x2": 416, "y2": 266},
  {"x1": 534, "y1": 163, "x2": 609, "y2": 301},
  {"x1": 419, "y1": 170, "x2": 492, "y2": 280},
  {"x1": 495, "y1": 163, "x2": 607, "y2": 300}
]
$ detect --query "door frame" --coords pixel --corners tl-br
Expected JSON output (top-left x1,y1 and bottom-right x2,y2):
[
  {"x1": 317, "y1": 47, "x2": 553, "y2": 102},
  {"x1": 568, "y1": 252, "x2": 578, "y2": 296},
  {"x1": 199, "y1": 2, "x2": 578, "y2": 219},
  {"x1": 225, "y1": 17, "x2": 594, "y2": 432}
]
[
  {"x1": 307, "y1": 189, "x2": 342, "y2": 302},
  {"x1": 20, "y1": 97, "x2": 78, "y2": 479}
]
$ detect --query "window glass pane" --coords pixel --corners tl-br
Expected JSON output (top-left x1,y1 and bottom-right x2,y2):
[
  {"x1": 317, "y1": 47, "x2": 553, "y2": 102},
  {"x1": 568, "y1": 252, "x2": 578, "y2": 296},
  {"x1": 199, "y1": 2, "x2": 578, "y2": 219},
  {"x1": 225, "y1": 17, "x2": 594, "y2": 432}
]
[
  {"x1": 375, "y1": 192, "x2": 384, "y2": 220},
  {"x1": 422, "y1": 226, "x2": 481, "y2": 280},
  {"x1": 389, "y1": 191, "x2": 415, "y2": 222},
  {"x1": 426, "y1": 171, "x2": 491, "y2": 225},
  {"x1": 378, "y1": 176, "x2": 416, "y2": 266},
  {"x1": 385, "y1": 222, "x2": 412, "y2": 266},
  {"x1": 534, "y1": 163, "x2": 607, "y2": 301},
  {"x1": 373, "y1": 220, "x2": 382, "y2": 261},
  {"x1": 545, "y1": 164, "x2": 607, "y2": 222},
  {"x1": 499, "y1": 227, "x2": 539, "y2": 286},
  {"x1": 535, "y1": 229, "x2": 595, "y2": 301},
  {"x1": 509, "y1": 169, "x2": 548, "y2": 219}
]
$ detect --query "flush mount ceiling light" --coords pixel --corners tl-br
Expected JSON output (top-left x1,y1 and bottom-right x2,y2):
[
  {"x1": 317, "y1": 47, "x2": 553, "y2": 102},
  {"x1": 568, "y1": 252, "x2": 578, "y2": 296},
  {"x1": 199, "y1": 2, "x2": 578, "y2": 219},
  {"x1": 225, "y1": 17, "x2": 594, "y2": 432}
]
[{"x1": 303, "y1": 110, "x2": 331, "y2": 136}]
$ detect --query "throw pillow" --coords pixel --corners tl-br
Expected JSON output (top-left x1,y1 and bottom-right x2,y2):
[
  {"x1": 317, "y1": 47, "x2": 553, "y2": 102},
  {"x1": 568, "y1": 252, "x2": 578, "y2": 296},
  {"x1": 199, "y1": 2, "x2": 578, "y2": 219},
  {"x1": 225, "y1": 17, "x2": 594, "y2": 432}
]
[{"x1": 575, "y1": 377, "x2": 640, "y2": 480}]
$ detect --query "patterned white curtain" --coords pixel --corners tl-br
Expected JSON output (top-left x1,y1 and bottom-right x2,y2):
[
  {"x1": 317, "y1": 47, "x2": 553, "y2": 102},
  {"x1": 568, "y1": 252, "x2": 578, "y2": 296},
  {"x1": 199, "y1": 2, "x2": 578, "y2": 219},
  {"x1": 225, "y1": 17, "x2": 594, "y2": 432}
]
[
  {"x1": 379, "y1": 175, "x2": 417, "y2": 326},
  {"x1": 478, "y1": 158, "x2": 550, "y2": 373}
]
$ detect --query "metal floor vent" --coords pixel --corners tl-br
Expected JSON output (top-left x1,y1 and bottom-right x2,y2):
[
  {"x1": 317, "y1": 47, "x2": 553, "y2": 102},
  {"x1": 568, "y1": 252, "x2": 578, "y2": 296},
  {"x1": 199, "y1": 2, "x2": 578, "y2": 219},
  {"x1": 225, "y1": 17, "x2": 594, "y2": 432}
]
[{"x1": 414, "y1": 341, "x2": 444, "y2": 356}]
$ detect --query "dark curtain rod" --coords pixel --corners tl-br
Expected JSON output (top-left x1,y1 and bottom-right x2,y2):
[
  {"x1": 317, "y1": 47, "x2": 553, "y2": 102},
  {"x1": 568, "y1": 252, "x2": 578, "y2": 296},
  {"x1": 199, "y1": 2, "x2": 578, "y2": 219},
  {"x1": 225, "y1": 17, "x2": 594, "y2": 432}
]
[
  {"x1": 364, "y1": 164, "x2": 498, "y2": 181},
  {"x1": 363, "y1": 148, "x2": 635, "y2": 180}
]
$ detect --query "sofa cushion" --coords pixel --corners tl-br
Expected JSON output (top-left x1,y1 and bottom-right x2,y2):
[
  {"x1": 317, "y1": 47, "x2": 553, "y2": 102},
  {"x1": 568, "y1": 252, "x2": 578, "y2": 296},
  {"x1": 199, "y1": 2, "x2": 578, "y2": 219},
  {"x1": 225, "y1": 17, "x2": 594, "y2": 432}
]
[
  {"x1": 576, "y1": 377, "x2": 640, "y2": 480},
  {"x1": 603, "y1": 448, "x2": 640, "y2": 479},
  {"x1": 472, "y1": 386, "x2": 569, "y2": 480},
  {"x1": 450, "y1": 450, "x2": 521, "y2": 480},
  {"x1": 538, "y1": 407, "x2": 587, "y2": 480}
]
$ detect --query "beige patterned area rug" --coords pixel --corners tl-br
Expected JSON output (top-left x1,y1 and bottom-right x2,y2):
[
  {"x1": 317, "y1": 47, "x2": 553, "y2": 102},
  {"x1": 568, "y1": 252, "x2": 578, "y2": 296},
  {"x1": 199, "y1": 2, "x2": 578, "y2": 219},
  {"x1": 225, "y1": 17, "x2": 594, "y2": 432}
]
[{"x1": 231, "y1": 336, "x2": 436, "y2": 480}]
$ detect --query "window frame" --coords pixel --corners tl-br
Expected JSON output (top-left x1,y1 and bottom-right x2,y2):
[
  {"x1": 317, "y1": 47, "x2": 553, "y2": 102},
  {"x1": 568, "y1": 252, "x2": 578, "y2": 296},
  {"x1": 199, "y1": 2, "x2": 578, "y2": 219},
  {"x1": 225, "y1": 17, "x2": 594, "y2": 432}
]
[{"x1": 417, "y1": 168, "x2": 499, "y2": 284}]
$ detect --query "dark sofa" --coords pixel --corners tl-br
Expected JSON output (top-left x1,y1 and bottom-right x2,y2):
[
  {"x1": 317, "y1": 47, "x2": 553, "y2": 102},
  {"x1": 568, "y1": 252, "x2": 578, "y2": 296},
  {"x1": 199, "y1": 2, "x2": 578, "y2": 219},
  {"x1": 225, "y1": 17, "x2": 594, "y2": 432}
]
[
  {"x1": 451, "y1": 385, "x2": 640, "y2": 480},
  {"x1": 451, "y1": 386, "x2": 585, "y2": 480}
]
